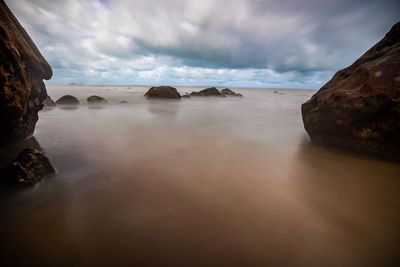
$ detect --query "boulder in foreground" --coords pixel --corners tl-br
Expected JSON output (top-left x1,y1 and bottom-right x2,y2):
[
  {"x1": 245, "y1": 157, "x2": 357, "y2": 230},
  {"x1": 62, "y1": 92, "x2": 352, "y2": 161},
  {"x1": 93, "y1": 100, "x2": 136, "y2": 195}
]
[
  {"x1": 6, "y1": 148, "x2": 56, "y2": 187},
  {"x1": 56, "y1": 95, "x2": 80, "y2": 105},
  {"x1": 190, "y1": 87, "x2": 225, "y2": 97},
  {"x1": 0, "y1": 1, "x2": 52, "y2": 147},
  {"x1": 301, "y1": 22, "x2": 400, "y2": 161},
  {"x1": 145, "y1": 86, "x2": 181, "y2": 99},
  {"x1": 87, "y1": 95, "x2": 107, "y2": 104},
  {"x1": 221, "y1": 88, "x2": 243, "y2": 97}
]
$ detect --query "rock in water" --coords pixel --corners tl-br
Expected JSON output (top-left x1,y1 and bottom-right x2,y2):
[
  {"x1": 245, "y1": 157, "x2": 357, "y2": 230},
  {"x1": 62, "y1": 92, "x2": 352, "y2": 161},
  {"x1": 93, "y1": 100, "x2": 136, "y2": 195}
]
[
  {"x1": 0, "y1": 1, "x2": 52, "y2": 148},
  {"x1": 6, "y1": 148, "x2": 56, "y2": 187},
  {"x1": 190, "y1": 87, "x2": 225, "y2": 97},
  {"x1": 55, "y1": 95, "x2": 80, "y2": 105},
  {"x1": 221, "y1": 88, "x2": 243, "y2": 97},
  {"x1": 43, "y1": 95, "x2": 56, "y2": 107},
  {"x1": 87, "y1": 95, "x2": 107, "y2": 104},
  {"x1": 145, "y1": 86, "x2": 181, "y2": 99},
  {"x1": 302, "y1": 22, "x2": 400, "y2": 161}
]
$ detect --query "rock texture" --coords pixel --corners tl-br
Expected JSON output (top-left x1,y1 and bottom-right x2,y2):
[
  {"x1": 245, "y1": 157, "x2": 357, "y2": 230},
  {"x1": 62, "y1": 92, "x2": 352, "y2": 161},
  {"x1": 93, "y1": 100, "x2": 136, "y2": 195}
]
[
  {"x1": 0, "y1": 0, "x2": 52, "y2": 148},
  {"x1": 145, "y1": 86, "x2": 181, "y2": 99},
  {"x1": 190, "y1": 87, "x2": 225, "y2": 97},
  {"x1": 221, "y1": 88, "x2": 243, "y2": 97},
  {"x1": 302, "y1": 22, "x2": 400, "y2": 161},
  {"x1": 87, "y1": 95, "x2": 107, "y2": 104},
  {"x1": 55, "y1": 95, "x2": 80, "y2": 105},
  {"x1": 6, "y1": 148, "x2": 55, "y2": 187}
]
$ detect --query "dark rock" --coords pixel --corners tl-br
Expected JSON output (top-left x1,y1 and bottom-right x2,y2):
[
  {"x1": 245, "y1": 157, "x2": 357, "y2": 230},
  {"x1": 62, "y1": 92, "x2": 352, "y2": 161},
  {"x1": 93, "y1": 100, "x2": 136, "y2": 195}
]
[
  {"x1": 274, "y1": 90, "x2": 278, "y2": 93},
  {"x1": 221, "y1": 88, "x2": 243, "y2": 97},
  {"x1": 145, "y1": 86, "x2": 181, "y2": 99},
  {"x1": 190, "y1": 87, "x2": 225, "y2": 97},
  {"x1": 119, "y1": 100, "x2": 129, "y2": 104},
  {"x1": 301, "y1": 22, "x2": 400, "y2": 161},
  {"x1": 6, "y1": 148, "x2": 55, "y2": 187},
  {"x1": 55, "y1": 95, "x2": 80, "y2": 105},
  {"x1": 0, "y1": 1, "x2": 52, "y2": 148},
  {"x1": 87, "y1": 95, "x2": 107, "y2": 104},
  {"x1": 43, "y1": 95, "x2": 56, "y2": 107}
]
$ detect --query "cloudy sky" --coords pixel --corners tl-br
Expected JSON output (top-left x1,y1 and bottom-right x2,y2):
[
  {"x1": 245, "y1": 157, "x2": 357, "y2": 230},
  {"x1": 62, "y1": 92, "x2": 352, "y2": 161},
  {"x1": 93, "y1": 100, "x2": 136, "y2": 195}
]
[{"x1": 6, "y1": 0, "x2": 400, "y2": 88}]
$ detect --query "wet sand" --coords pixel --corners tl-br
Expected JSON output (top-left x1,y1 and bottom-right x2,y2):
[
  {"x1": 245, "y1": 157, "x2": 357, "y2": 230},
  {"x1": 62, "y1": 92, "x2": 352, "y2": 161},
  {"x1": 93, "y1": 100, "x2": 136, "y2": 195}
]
[{"x1": 0, "y1": 86, "x2": 399, "y2": 267}]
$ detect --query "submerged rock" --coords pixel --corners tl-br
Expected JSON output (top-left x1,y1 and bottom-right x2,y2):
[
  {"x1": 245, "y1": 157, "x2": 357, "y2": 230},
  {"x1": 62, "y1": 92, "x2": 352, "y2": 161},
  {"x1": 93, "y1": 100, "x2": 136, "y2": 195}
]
[
  {"x1": 119, "y1": 100, "x2": 129, "y2": 104},
  {"x1": 87, "y1": 95, "x2": 107, "y2": 104},
  {"x1": 301, "y1": 22, "x2": 400, "y2": 161},
  {"x1": 0, "y1": 1, "x2": 52, "y2": 148},
  {"x1": 55, "y1": 95, "x2": 80, "y2": 105},
  {"x1": 221, "y1": 88, "x2": 243, "y2": 97},
  {"x1": 190, "y1": 87, "x2": 225, "y2": 97},
  {"x1": 6, "y1": 148, "x2": 56, "y2": 187},
  {"x1": 145, "y1": 86, "x2": 181, "y2": 99},
  {"x1": 43, "y1": 95, "x2": 56, "y2": 107}
]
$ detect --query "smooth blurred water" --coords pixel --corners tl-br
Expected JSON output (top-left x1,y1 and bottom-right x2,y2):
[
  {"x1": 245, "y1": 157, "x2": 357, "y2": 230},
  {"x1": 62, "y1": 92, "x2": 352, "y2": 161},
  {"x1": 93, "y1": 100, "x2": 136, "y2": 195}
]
[{"x1": 0, "y1": 86, "x2": 399, "y2": 267}]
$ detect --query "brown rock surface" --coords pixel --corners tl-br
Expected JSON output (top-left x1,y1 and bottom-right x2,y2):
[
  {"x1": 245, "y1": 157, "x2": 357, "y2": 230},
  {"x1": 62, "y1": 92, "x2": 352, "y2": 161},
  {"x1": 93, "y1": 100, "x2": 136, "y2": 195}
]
[
  {"x1": 145, "y1": 86, "x2": 181, "y2": 99},
  {"x1": 6, "y1": 148, "x2": 55, "y2": 187},
  {"x1": 190, "y1": 87, "x2": 225, "y2": 97},
  {"x1": 0, "y1": 0, "x2": 52, "y2": 148},
  {"x1": 301, "y1": 22, "x2": 400, "y2": 161}
]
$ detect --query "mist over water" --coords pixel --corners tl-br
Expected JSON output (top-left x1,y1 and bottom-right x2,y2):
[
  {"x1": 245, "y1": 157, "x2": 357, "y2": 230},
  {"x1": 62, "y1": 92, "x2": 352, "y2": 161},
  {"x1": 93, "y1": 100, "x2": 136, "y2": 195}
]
[{"x1": 1, "y1": 86, "x2": 399, "y2": 267}]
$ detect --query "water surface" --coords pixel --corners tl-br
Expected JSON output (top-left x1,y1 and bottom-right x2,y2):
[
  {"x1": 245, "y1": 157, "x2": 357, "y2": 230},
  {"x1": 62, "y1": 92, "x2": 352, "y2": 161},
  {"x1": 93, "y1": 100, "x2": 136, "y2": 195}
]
[{"x1": 1, "y1": 86, "x2": 399, "y2": 267}]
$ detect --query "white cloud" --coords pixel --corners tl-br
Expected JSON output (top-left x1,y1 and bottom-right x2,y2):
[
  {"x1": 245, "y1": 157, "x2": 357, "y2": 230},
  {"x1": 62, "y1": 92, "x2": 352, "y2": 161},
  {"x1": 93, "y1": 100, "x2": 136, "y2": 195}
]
[{"x1": 5, "y1": 0, "x2": 400, "y2": 88}]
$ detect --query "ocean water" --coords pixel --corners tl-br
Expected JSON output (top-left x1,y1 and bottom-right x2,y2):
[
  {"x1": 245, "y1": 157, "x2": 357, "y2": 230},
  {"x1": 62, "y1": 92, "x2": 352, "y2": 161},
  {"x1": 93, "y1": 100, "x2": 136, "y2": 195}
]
[{"x1": 0, "y1": 86, "x2": 399, "y2": 267}]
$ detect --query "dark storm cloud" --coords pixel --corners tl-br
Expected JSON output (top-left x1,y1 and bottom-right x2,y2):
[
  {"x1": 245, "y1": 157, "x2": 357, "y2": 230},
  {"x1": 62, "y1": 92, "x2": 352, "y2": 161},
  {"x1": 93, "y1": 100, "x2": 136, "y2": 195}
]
[{"x1": 5, "y1": 0, "x2": 400, "y2": 87}]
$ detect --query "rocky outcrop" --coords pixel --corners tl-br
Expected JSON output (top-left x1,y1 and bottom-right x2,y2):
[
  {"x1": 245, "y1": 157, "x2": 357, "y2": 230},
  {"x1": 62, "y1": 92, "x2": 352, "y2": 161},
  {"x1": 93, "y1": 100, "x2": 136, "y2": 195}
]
[
  {"x1": 5, "y1": 148, "x2": 55, "y2": 187},
  {"x1": 190, "y1": 87, "x2": 225, "y2": 97},
  {"x1": 302, "y1": 22, "x2": 400, "y2": 161},
  {"x1": 145, "y1": 86, "x2": 181, "y2": 99},
  {"x1": 221, "y1": 88, "x2": 243, "y2": 97},
  {"x1": 55, "y1": 95, "x2": 80, "y2": 105},
  {"x1": 0, "y1": 0, "x2": 52, "y2": 148},
  {"x1": 87, "y1": 95, "x2": 107, "y2": 104}
]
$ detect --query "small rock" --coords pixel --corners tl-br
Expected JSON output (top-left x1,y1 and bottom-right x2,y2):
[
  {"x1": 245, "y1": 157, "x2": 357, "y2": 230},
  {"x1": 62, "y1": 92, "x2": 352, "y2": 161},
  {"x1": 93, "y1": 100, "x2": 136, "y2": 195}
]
[
  {"x1": 221, "y1": 88, "x2": 243, "y2": 97},
  {"x1": 145, "y1": 86, "x2": 181, "y2": 99},
  {"x1": 43, "y1": 95, "x2": 56, "y2": 107},
  {"x1": 87, "y1": 95, "x2": 107, "y2": 104},
  {"x1": 6, "y1": 148, "x2": 56, "y2": 187},
  {"x1": 119, "y1": 100, "x2": 129, "y2": 104},
  {"x1": 55, "y1": 95, "x2": 80, "y2": 105},
  {"x1": 190, "y1": 87, "x2": 225, "y2": 97}
]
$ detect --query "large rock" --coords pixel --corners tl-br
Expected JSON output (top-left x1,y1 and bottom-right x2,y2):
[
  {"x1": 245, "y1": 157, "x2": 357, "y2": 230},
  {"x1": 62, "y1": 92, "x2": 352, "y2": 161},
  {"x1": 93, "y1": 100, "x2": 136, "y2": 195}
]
[
  {"x1": 302, "y1": 22, "x2": 400, "y2": 161},
  {"x1": 55, "y1": 95, "x2": 80, "y2": 105},
  {"x1": 145, "y1": 86, "x2": 181, "y2": 99},
  {"x1": 0, "y1": 0, "x2": 52, "y2": 148},
  {"x1": 190, "y1": 87, "x2": 225, "y2": 97},
  {"x1": 6, "y1": 148, "x2": 56, "y2": 187}
]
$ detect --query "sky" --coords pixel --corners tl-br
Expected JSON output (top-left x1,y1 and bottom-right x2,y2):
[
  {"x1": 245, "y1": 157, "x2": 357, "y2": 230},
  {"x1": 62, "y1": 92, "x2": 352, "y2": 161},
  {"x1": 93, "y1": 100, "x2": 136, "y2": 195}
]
[{"x1": 6, "y1": 0, "x2": 400, "y2": 88}]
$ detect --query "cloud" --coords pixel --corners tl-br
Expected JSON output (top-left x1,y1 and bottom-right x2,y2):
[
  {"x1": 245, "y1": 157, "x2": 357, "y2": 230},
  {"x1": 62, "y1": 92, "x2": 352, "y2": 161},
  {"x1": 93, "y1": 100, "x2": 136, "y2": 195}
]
[{"x1": 5, "y1": 0, "x2": 400, "y2": 88}]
